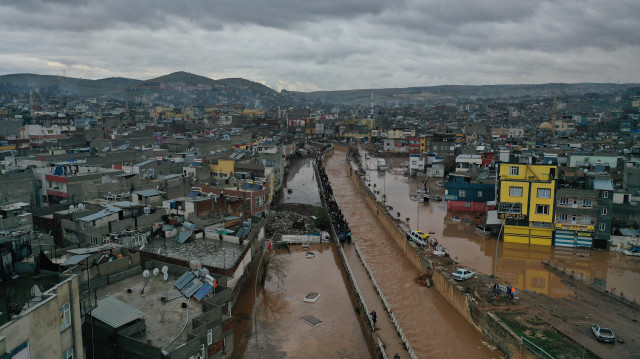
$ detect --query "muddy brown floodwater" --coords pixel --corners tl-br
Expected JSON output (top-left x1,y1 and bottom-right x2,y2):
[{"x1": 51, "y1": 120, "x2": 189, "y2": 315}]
[
  {"x1": 328, "y1": 149, "x2": 502, "y2": 359},
  {"x1": 234, "y1": 244, "x2": 372, "y2": 359},
  {"x1": 359, "y1": 149, "x2": 640, "y2": 301}
]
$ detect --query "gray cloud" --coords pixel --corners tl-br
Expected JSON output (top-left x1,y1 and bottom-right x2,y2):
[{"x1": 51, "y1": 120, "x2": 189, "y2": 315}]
[{"x1": 0, "y1": 0, "x2": 638, "y2": 91}]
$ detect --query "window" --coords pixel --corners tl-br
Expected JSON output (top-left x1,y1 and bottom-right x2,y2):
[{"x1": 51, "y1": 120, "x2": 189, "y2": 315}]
[
  {"x1": 537, "y1": 188, "x2": 551, "y2": 198},
  {"x1": 207, "y1": 329, "x2": 213, "y2": 345},
  {"x1": 59, "y1": 302, "x2": 71, "y2": 331},
  {"x1": 459, "y1": 190, "x2": 466, "y2": 198},
  {"x1": 602, "y1": 191, "x2": 609, "y2": 199},
  {"x1": 558, "y1": 214, "x2": 568, "y2": 221},
  {"x1": 90, "y1": 236, "x2": 97, "y2": 244},
  {"x1": 536, "y1": 204, "x2": 550, "y2": 215},
  {"x1": 509, "y1": 187, "x2": 523, "y2": 197},
  {"x1": 509, "y1": 166, "x2": 519, "y2": 176},
  {"x1": 583, "y1": 198, "x2": 592, "y2": 207},
  {"x1": 62, "y1": 347, "x2": 73, "y2": 359},
  {"x1": 478, "y1": 191, "x2": 483, "y2": 198},
  {"x1": 601, "y1": 208, "x2": 607, "y2": 215},
  {"x1": 582, "y1": 215, "x2": 591, "y2": 224},
  {"x1": 599, "y1": 223, "x2": 606, "y2": 231},
  {"x1": 559, "y1": 197, "x2": 568, "y2": 205},
  {"x1": 464, "y1": 202, "x2": 471, "y2": 208}
]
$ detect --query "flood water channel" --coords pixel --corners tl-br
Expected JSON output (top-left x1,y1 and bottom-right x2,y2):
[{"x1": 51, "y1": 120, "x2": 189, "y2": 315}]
[
  {"x1": 358, "y1": 147, "x2": 640, "y2": 301},
  {"x1": 328, "y1": 149, "x2": 501, "y2": 358},
  {"x1": 233, "y1": 156, "x2": 372, "y2": 358}
]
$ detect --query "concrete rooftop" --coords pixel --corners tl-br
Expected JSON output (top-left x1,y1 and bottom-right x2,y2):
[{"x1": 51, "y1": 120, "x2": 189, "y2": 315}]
[{"x1": 94, "y1": 271, "x2": 204, "y2": 351}]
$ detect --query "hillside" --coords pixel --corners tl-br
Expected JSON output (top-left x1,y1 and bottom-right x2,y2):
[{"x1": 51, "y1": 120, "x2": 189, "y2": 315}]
[
  {"x1": 291, "y1": 83, "x2": 635, "y2": 105},
  {"x1": 0, "y1": 73, "x2": 140, "y2": 97},
  {"x1": 136, "y1": 71, "x2": 218, "y2": 87}
]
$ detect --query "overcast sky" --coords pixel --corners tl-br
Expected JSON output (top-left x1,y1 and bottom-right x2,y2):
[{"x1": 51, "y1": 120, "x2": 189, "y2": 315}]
[{"x1": 1, "y1": 0, "x2": 639, "y2": 91}]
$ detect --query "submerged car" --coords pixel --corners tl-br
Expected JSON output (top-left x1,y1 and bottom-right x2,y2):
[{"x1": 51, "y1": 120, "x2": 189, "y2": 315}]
[
  {"x1": 592, "y1": 324, "x2": 615, "y2": 343},
  {"x1": 451, "y1": 268, "x2": 475, "y2": 281}
]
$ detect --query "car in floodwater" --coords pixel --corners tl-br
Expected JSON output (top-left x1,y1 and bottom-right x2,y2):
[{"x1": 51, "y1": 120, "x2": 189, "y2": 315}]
[
  {"x1": 451, "y1": 268, "x2": 475, "y2": 281},
  {"x1": 407, "y1": 230, "x2": 429, "y2": 246},
  {"x1": 592, "y1": 324, "x2": 615, "y2": 343}
]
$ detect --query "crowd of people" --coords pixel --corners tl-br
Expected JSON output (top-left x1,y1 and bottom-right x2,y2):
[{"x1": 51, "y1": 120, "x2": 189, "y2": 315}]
[{"x1": 316, "y1": 152, "x2": 352, "y2": 248}]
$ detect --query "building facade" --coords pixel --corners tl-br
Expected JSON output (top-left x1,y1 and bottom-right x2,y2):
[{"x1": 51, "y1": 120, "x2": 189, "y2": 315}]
[{"x1": 497, "y1": 163, "x2": 557, "y2": 246}]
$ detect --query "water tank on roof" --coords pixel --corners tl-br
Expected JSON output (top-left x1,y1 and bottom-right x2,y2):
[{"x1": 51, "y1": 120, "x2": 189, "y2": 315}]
[{"x1": 183, "y1": 222, "x2": 196, "y2": 230}]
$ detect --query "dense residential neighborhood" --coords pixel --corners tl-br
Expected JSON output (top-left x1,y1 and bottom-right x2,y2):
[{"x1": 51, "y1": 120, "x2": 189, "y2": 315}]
[{"x1": 1, "y1": 73, "x2": 640, "y2": 358}]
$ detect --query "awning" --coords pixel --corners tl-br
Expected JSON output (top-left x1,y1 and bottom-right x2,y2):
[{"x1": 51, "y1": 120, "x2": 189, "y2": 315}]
[{"x1": 60, "y1": 254, "x2": 90, "y2": 266}]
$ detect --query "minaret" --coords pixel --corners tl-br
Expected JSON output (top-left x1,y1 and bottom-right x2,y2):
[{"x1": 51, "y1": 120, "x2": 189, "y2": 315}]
[
  {"x1": 370, "y1": 91, "x2": 374, "y2": 119},
  {"x1": 29, "y1": 90, "x2": 35, "y2": 118},
  {"x1": 551, "y1": 95, "x2": 557, "y2": 136}
]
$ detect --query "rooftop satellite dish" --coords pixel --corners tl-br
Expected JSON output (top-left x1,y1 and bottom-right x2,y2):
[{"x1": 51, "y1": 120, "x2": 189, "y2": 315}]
[
  {"x1": 153, "y1": 268, "x2": 159, "y2": 276},
  {"x1": 161, "y1": 266, "x2": 168, "y2": 274},
  {"x1": 143, "y1": 270, "x2": 150, "y2": 278},
  {"x1": 163, "y1": 272, "x2": 168, "y2": 281},
  {"x1": 69, "y1": 205, "x2": 75, "y2": 212}
]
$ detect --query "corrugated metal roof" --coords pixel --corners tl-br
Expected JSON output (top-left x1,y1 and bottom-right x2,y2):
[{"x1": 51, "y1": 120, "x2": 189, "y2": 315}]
[
  {"x1": 91, "y1": 296, "x2": 144, "y2": 329},
  {"x1": 134, "y1": 159, "x2": 154, "y2": 167},
  {"x1": 133, "y1": 189, "x2": 166, "y2": 197},
  {"x1": 68, "y1": 243, "x2": 121, "y2": 255},
  {"x1": 593, "y1": 178, "x2": 614, "y2": 191},
  {"x1": 164, "y1": 174, "x2": 182, "y2": 180},
  {"x1": 60, "y1": 254, "x2": 90, "y2": 266}
]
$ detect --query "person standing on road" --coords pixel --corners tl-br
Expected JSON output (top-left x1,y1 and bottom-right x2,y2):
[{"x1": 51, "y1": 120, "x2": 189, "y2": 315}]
[
  {"x1": 394, "y1": 354, "x2": 400, "y2": 359},
  {"x1": 370, "y1": 311, "x2": 377, "y2": 331},
  {"x1": 506, "y1": 283, "x2": 512, "y2": 298},
  {"x1": 493, "y1": 283, "x2": 500, "y2": 297}
]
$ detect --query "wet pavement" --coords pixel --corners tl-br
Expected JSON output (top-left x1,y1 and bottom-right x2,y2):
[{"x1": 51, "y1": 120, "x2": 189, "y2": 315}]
[
  {"x1": 359, "y1": 150, "x2": 640, "y2": 301},
  {"x1": 327, "y1": 149, "x2": 502, "y2": 359}
]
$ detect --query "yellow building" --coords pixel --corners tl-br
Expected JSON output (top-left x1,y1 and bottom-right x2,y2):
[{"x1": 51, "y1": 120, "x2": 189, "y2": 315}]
[
  {"x1": 497, "y1": 163, "x2": 557, "y2": 246},
  {"x1": 209, "y1": 159, "x2": 235, "y2": 181},
  {"x1": 419, "y1": 138, "x2": 426, "y2": 153}
]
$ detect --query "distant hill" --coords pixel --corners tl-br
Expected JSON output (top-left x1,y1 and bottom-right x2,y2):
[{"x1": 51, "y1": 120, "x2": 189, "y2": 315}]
[
  {"x1": 217, "y1": 78, "x2": 276, "y2": 96},
  {"x1": 137, "y1": 71, "x2": 218, "y2": 87},
  {"x1": 0, "y1": 71, "x2": 282, "y2": 103},
  {"x1": 0, "y1": 73, "x2": 140, "y2": 97},
  {"x1": 290, "y1": 83, "x2": 638, "y2": 105}
]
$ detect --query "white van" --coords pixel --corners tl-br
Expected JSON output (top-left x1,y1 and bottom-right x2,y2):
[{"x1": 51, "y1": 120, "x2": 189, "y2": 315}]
[
  {"x1": 407, "y1": 230, "x2": 429, "y2": 246},
  {"x1": 475, "y1": 225, "x2": 491, "y2": 235}
]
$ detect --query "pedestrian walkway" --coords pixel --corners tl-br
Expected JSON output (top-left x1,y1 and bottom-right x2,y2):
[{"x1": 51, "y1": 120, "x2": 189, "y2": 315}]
[{"x1": 341, "y1": 242, "x2": 409, "y2": 358}]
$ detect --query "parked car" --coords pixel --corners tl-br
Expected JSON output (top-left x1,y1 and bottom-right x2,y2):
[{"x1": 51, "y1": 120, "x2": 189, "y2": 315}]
[
  {"x1": 592, "y1": 324, "x2": 615, "y2": 343},
  {"x1": 407, "y1": 230, "x2": 429, "y2": 246},
  {"x1": 451, "y1": 268, "x2": 475, "y2": 281},
  {"x1": 451, "y1": 215, "x2": 461, "y2": 222}
]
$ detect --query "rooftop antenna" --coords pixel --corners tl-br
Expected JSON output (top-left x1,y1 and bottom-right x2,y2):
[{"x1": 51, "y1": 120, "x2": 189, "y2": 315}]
[{"x1": 141, "y1": 269, "x2": 150, "y2": 296}]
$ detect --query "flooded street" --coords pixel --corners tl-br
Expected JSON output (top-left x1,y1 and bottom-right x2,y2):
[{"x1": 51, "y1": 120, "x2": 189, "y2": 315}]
[
  {"x1": 327, "y1": 149, "x2": 501, "y2": 359},
  {"x1": 282, "y1": 157, "x2": 322, "y2": 206},
  {"x1": 235, "y1": 244, "x2": 372, "y2": 359},
  {"x1": 233, "y1": 155, "x2": 372, "y2": 358},
  {"x1": 359, "y1": 149, "x2": 640, "y2": 301}
]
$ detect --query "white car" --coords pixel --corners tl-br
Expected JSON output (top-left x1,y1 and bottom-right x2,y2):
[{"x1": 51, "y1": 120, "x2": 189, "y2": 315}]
[
  {"x1": 451, "y1": 268, "x2": 475, "y2": 281},
  {"x1": 592, "y1": 324, "x2": 615, "y2": 343}
]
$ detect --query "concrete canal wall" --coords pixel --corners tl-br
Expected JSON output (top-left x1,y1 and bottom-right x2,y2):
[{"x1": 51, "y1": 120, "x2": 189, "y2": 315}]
[{"x1": 342, "y1": 147, "x2": 538, "y2": 359}]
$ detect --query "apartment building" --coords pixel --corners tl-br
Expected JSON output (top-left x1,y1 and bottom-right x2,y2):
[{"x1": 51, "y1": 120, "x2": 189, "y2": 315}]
[{"x1": 497, "y1": 163, "x2": 557, "y2": 246}]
